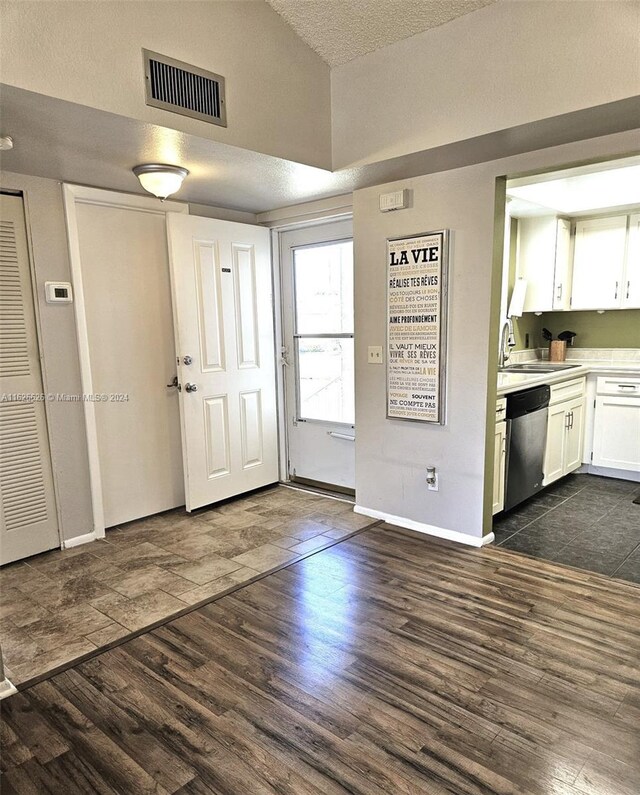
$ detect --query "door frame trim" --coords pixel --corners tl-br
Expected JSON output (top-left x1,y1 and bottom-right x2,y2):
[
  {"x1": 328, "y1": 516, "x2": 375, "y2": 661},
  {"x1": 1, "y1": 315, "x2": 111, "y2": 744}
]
[
  {"x1": 272, "y1": 214, "x2": 354, "y2": 484},
  {"x1": 62, "y1": 184, "x2": 188, "y2": 544}
]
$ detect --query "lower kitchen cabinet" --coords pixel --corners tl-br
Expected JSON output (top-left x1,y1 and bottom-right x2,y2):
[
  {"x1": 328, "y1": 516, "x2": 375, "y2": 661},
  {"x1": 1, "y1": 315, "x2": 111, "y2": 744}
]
[
  {"x1": 592, "y1": 376, "x2": 640, "y2": 471},
  {"x1": 544, "y1": 396, "x2": 585, "y2": 485},
  {"x1": 493, "y1": 419, "x2": 507, "y2": 515}
]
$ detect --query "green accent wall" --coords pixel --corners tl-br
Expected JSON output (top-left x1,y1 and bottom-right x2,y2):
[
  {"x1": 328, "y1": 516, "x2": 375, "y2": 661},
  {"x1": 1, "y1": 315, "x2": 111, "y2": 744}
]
[{"x1": 539, "y1": 309, "x2": 640, "y2": 348}]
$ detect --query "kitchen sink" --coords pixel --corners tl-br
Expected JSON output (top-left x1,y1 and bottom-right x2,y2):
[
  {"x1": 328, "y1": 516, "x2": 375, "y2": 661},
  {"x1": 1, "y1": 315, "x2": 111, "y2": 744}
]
[{"x1": 499, "y1": 363, "x2": 581, "y2": 374}]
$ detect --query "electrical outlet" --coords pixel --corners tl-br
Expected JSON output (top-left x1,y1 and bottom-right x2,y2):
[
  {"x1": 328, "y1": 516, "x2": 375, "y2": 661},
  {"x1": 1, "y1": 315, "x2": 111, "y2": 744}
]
[
  {"x1": 427, "y1": 474, "x2": 439, "y2": 491},
  {"x1": 368, "y1": 346, "x2": 383, "y2": 364}
]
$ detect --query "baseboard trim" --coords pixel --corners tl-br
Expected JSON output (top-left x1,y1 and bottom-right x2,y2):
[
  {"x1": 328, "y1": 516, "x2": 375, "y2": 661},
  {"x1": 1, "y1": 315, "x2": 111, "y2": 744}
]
[
  {"x1": 62, "y1": 531, "x2": 99, "y2": 550},
  {"x1": 0, "y1": 678, "x2": 18, "y2": 700},
  {"x1": 579, "y1": 464, "x2": 640, "y2": 482},
  {"x1": 353, "y1": 505, "x2": 490, "y2": 547}
]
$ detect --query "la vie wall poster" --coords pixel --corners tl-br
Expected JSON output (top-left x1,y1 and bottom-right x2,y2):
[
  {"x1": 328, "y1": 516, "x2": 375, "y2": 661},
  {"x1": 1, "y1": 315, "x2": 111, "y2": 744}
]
[{"x1": 386, "y1": 230, "x2": 449, "y2": 424}]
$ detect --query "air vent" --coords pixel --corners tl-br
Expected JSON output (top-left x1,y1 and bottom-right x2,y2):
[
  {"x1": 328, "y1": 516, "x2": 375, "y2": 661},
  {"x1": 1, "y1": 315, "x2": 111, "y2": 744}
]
[{"x1": 143, "y1": 49, "x2": 226, "y2": 127}]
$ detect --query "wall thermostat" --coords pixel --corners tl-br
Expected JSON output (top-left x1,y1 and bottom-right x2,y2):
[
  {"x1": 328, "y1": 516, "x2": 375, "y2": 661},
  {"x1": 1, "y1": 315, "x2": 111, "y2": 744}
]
[{"x1": 45, "y1": 282, "x2": 73, "y2": 303}]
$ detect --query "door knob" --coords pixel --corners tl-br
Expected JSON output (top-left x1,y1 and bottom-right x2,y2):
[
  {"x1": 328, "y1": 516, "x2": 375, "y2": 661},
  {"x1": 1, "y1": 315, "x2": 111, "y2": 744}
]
[
  {"x1": 183, "y1": 355, "x2": 193, "y2": 365},
  {"x1": 185, "y1": 382, "x2": 198, "y2": 393}
]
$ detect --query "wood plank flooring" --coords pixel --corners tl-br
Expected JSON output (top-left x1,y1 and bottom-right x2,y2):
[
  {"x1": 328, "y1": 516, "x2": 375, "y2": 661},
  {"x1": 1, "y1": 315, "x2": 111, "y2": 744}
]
[{"x1": 2, "y1": 524, "x2": 640, "y2": 794}]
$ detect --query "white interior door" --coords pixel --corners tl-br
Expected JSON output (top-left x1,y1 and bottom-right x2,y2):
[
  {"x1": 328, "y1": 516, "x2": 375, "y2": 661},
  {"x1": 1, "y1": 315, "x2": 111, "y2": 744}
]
[
  {"x1": 166, "y1": 214, "x2": 278, "y2": 511},
  {"x1": 73, "y1": 196, "x2": 186, "y2": 528},
  {"x1": 0, "y1": 193, "x2": 59, "y2": 563},
  {"x1": 280, "y1": 221, "x2": 355, "y2": 492}
]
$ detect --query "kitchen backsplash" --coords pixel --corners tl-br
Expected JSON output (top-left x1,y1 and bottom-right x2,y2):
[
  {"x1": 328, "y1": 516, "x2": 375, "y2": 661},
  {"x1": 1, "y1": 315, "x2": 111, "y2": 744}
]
[{"x1": 512, "y1": 309, "x2": 640, "y2": 351}]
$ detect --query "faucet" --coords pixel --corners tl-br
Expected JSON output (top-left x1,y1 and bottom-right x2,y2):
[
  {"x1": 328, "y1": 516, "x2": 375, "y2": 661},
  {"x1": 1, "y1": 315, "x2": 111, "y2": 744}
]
[{"x1": 499, "y1": 320, "x2": 512, "y2": 368}]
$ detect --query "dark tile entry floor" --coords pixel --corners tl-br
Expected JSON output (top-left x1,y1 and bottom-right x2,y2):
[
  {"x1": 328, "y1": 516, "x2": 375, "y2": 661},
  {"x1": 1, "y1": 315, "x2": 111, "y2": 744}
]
[{"x1": 493, "y1": 473, "x2": 640, "y2": 582}]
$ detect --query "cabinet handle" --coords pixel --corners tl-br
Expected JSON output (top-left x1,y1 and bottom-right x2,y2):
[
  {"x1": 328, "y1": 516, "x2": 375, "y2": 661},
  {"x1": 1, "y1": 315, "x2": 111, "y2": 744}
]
[
  {"x1": 570, "y1": 411, "x2": 574, "y2": 429},
  {"x1": 565, "y1": 412, "x2": 570, "y2": 430},
  {"x1": 627, "y1": 281, "x2": 630, "y2": 300},
  {"x1": 614, "y1": 281, "x2": 618, "y2": 300},
  {"x1": 556, "y1": 284, "x2": 562, "y2": 301},
  {"x1": 617, "y1": 384, "x2": 638, "y2": 391}
]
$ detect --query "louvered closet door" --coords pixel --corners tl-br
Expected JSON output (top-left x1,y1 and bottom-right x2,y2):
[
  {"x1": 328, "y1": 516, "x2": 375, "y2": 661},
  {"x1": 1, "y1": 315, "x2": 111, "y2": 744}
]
[{"x1": 0, "y1": 194, "x2": 59, "y2": 564}]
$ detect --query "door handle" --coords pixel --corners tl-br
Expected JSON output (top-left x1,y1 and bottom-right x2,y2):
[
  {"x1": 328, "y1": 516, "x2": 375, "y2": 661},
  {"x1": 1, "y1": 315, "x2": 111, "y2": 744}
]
[
  {"x1": 166, "y1": 375, "x2": 179, "y2": 388},
  {"x1": 328, "y1": 431, "x2": 355, "y2": 441},
  {"x1": 185, "y1": 383, "x2": 198, "y2": 393},
  {"x1": 183, "y1": 355, "x2": 193, "y2": 366}
]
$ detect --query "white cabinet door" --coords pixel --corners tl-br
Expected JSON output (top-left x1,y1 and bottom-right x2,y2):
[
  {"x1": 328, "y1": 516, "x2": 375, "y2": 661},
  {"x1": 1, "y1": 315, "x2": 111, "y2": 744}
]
[
  {"x1": 552, "y1": 219, "x2": 572, "y2": 311},
  {"x1": 543, "y1": 403, "x2": 567, "y2": 485},
  {"x1": 517, "y1": 216, "x2": 558, "y2": 313},
  {"x1": 492, "y1": 420, "x2": 507, "y2": 515},
  {"x1": 623, "y1": 213, "x2": 640, "y2": 308},
  {"x1": 563, "y1": 397, "x2": 585, "y2": 474},
  {"x1": 166, "y1": 214, "x2": 279, "y2": 511},
  {"x1": 592, "y1": 396, "x2": 640, "y2": 472},
  {"x1": 571, "y1": 216, "x2": 628, "y2": 309}
]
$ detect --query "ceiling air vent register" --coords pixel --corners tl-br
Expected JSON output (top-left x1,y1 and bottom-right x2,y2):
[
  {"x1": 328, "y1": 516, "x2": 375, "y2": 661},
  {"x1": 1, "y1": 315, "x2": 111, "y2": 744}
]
[{"x1": 143, "y1": 49, "x2": 226, "y2": 127}]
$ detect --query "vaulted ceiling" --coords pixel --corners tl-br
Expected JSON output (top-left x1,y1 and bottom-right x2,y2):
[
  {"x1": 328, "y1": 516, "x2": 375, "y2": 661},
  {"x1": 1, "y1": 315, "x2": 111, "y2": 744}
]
[{"x1": 264, "y1": 0, "x2": 496, "y2": 66}]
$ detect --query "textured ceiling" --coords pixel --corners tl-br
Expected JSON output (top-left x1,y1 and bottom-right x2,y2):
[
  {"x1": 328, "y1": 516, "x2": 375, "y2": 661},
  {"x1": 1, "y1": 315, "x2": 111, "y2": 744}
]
[{"x1": 265, "y1": 0, "x2": 496, "y2": 66}]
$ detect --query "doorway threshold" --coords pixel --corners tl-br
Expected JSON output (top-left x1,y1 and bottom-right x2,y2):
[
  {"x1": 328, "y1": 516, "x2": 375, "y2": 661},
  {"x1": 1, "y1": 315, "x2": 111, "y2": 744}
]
[{"x1": 282, "y1": 478, "x2": 355, "y2": 503}]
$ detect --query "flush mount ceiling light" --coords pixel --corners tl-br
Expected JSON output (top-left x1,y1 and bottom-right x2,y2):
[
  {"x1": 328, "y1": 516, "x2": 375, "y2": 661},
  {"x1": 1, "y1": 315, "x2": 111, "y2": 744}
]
[
  {"x1": 132, "y1": 163, "x2": 189, "y2": 200},
  {"x1": 0, "y1": 136, "x2": 14, "y2": 151}
]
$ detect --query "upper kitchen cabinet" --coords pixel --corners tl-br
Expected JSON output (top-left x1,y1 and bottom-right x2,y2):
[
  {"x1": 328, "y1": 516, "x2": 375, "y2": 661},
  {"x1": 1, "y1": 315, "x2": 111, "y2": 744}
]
[
  {"x1": 625, "y1": 213, "x2": 640, "y2": 308},
  {"x1": 516, "y1": 217, "x2": 571, "y2": 313},
  {"x1": 571, "y1": 216, "x2": 628, "y2": 310}
]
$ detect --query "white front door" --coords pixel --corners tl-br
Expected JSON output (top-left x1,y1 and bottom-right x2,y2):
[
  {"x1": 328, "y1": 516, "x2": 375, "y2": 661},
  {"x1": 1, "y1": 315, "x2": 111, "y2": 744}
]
[
  {"x1": 0, "y1": 194, "x2": 59, "y2": 564},
  {"x1": 280, "y1": 221, "x2": 355, "y2": 492},
  {"x1": 167, "y1": 214, "x2": 278, "y2": 511}
]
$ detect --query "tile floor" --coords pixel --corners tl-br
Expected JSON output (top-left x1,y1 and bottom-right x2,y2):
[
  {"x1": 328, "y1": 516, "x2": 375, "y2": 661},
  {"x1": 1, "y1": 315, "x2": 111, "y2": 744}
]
[
  {"x1": 494, "y1": 473, "x2": 640, "y2": 581},
  {"x1": 0, "y1": 485, "x2": 377, "y2": 686}
]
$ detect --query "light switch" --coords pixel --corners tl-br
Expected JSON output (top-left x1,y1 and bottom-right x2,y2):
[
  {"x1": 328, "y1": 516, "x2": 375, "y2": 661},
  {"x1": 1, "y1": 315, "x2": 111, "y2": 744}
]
[{"x1": 368, "y1": 346, "x2": 383, "y2": 364}]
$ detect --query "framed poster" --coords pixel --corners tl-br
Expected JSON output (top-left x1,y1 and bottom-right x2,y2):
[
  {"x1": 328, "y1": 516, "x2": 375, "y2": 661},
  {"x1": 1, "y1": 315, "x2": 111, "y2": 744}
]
[{"x1": 386, "y1": 230, "x2": 449, "y2": 424}]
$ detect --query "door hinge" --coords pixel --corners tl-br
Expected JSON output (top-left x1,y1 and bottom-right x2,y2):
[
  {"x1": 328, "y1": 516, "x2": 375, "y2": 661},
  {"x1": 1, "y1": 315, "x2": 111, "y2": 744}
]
[
  {"x1": 594, "y1": 399, "x2": 596, "y2": 408},
  {"x1": 590, "y1": 452, "x2": 593, "y2": 461}
]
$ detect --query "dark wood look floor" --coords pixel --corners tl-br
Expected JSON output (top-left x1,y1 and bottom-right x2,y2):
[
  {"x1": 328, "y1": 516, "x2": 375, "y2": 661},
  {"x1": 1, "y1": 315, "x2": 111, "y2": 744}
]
[{"x1": 2, "y1": 525, "x2": 640, "y2": 795}]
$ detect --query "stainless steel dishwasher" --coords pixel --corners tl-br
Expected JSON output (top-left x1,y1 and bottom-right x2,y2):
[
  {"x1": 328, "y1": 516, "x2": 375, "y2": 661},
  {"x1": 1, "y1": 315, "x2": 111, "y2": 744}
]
[{"x1": 504, "y1": 384, "x2": 551, "y2": 511}]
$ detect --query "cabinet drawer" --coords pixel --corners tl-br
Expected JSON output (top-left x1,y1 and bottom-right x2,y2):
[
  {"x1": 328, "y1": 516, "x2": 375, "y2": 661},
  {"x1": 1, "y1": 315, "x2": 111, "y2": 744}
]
[
  {"x1": 549, "y1": 377, "x2": 586, "y2": 406},
  {"x1": 495, "y1": 397, "x2": 507, "y2": 423},
  {"x1": 596, "y1": 376, "x2": 640, "y2": 398}
]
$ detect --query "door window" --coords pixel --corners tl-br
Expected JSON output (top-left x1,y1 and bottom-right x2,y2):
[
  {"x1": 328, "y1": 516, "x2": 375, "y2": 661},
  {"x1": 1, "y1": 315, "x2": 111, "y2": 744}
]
[{"x1": 293, "y1": 241, "x2": 354, "y2": 425}]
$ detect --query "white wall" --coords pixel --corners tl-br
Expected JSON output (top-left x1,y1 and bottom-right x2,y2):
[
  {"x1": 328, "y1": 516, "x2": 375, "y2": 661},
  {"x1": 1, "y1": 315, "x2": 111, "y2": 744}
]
[
  {"x1": 353, "y1": 129, "x2": 640, "y2": 543},
  {"x1": 0, "y1": 0, "x2": 331, "y2": 169},
  {"x1": 332, "y1": 0, "x2": 640, "y2": 168}
]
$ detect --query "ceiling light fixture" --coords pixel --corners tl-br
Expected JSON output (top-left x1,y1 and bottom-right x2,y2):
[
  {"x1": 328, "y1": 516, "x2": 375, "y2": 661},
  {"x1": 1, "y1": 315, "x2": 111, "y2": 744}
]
[
  {"x1": 0, "y1": 136, "x2": 14, "y2": 151},
  {"x1": 132, "y1": 163, "x2": 189, "y2": 200}
]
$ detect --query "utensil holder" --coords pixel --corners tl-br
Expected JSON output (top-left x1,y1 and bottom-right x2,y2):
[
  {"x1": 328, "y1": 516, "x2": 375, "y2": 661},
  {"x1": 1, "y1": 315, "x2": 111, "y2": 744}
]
[{"x1": 549, "y1": 340, "x2": 566, "y2": 362}]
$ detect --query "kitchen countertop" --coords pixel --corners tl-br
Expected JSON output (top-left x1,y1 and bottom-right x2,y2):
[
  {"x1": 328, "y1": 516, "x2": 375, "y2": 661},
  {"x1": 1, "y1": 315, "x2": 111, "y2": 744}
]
[{"x1": 497, "y1": 361, "x2": 640, "y2": 396}]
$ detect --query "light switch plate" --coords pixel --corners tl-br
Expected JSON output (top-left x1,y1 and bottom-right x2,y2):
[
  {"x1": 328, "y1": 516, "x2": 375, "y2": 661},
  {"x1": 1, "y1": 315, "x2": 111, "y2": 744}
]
[{"x1": 368, "y1": 346, "x2": 383, "y2": 364}]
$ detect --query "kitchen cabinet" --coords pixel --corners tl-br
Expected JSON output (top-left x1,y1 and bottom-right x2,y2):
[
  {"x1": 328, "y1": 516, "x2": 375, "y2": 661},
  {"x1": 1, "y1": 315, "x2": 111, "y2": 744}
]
[
  {"x1": 571, "y1": 215, "x2": 628, "y2": 310},
  {"x1": 516, "y1": 217, "x2": 571, "y2": 312},
  {"x1": 592, "y1": 376, "x2": 640, "y2": 472},
  {"x1": 623, "y1": 213, "x2": 640, "y2": 308},
  {"x1": 543, "y1": 378, "x2": 585, "y2": 485},
  {"x1": 492, "y1": 398, "x2": 507, "y2": 515}
]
